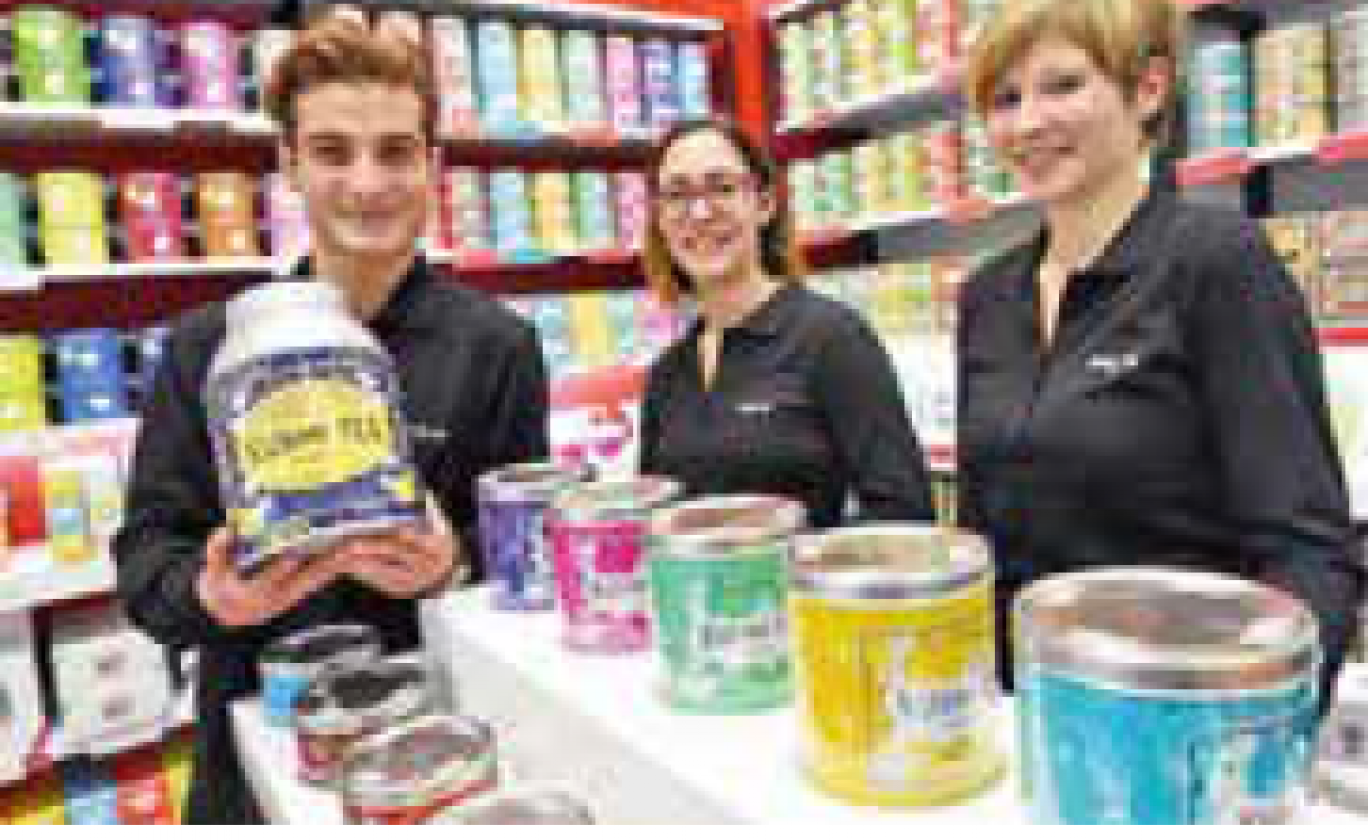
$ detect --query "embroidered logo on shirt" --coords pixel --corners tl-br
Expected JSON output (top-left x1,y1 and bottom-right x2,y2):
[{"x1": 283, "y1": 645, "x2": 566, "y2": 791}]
[
  {"x1": 409, "y1": 424, "x2": 449, "y2": 443},
  {"x1": 1087, "y1": 352, "x2": 1141, "y2": 378},
  {"x1": 736, "y1": 402, "x2": 777, "y2": 415}
]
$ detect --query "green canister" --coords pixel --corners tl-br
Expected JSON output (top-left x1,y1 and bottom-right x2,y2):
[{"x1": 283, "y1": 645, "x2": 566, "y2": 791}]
[{"x1": 647, "y1": 494, "x2": 804, "y2": 714}]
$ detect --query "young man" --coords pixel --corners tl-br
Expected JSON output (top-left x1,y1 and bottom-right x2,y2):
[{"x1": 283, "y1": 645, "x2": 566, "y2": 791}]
[{"x1": 113, "y1": 20, "x2": 548, "y2": 823}]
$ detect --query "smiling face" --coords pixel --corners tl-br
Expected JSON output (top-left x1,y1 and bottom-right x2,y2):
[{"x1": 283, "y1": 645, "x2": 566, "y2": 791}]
[
  {"x1": 982, "y1": 36, "x2": 1165, "y2": 208},
  {"x1": 282, "y1": 81, "x2": 432, "y2": 268},
  {"x1": 653, "y1": 129, "x2": 776, "y2": 292}
]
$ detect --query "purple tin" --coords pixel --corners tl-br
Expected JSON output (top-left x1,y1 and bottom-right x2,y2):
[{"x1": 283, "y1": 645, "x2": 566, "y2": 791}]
[{"x1": 478, "y1": 461, "x2": 585, "y2": 612}]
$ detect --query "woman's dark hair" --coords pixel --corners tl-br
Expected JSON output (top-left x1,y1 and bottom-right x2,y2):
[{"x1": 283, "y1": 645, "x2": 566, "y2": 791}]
[{"x1": 642, "y1": 117, "x2": 806, "y2": 306}]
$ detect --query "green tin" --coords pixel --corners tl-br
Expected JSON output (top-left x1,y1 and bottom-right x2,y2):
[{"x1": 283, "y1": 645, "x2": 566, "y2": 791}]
[{"x1": 647, "y1": 495, "x2": 804, "y2": 714}]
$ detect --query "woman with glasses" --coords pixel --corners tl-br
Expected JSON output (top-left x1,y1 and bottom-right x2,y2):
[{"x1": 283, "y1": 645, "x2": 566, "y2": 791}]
[
  {"x1": 958, "y1": 0, "x2": 1364, "y2": 703},
  {"x1": 637, "y1": 117, "x2": 935, "y2": 527}
]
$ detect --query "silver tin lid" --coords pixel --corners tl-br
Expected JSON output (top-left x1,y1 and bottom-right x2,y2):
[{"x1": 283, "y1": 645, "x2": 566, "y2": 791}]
[
  {"x1": 791, "y1": 525, "x2": 991, "y2": 601},
  {"x1": 342, "y1": 713, "x2": 494, "y2": 804},
  {"x1": 648, "y1": 494, "x2": 804, "y2": 557},
  {"x1": 226, "y1": 280, "x2": 345, "y2": 327},
  {"x1": 478, "y1": 461, "x2": 584, "y2": 503},
  {"x1": 428, "y1": 786, "x2": 594, "y2": 824},
  {"x1": 296, "y1": 656, "x2": 430, "y2": 735},
  {"x1": 260, "y1": 623, "x2": 381, "y2": 668},
  {"x1": 553, "y1": 475, "x2": 681, "y2": 523},
  {"x1": 1015, "y1": 568, "x2": 1319, "y2": 692}
]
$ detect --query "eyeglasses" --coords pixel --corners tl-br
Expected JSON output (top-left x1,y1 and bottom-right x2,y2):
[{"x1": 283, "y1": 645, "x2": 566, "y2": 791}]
[{"x1": 654, "y1": 174, "x2": 758, "y2": 218}]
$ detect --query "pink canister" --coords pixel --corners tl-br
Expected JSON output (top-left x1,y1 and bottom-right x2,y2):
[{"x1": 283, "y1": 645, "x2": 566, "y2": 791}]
[
  {"x1": 549, "y1": 476, "x2": 680, "y2": 654},
  {"x1": 179, "y1": 20, "x2": 241, "y2": 109}
]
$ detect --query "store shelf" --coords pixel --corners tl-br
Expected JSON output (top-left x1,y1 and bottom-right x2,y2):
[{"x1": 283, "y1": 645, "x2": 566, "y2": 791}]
[
  {"x1": 427, "y1": 0, "x2": 721, "y2": 33},
  {"x1": 774, "y1": 73, "x2": 962, "y2": 161},
  {"x1": 0, "y1": 550, "x2": 116, "y2": 616},
  {"x1": 1176, "y1": 132, "x2": 1368, "y2": 188},
  {"x1": 765, "y1": 0, "x2": 846, "y2": 23}
]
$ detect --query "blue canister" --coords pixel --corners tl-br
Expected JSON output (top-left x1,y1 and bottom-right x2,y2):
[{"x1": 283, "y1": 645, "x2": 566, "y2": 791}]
[
  {"x1": 59, "y1": 387, "x2": 130, "y2": 422},
  {"x1": 49, "y1": 328, "x2": 125, "y2": 392},
  {"x1": 677, "y1": 41, "x2": 710, "y2": 119},
  {"x1": 641, "y1": 38, "x2": 679, "y2": 130},
  {"x1": 1015, "y1": 568, "x2": 1321, "y2": 824},
  {"x1": 475, "y1": 19, "x2": 520, "y2": 128},
  {"x1": 258, "y1": 624, "x2": 382, "y2": 728},
  {"x1": 478, "y1": 461, "x2": 584, "y2": 611},
  {"x1": 97, "y1": 15, "x2": 173, "y2": 107}
]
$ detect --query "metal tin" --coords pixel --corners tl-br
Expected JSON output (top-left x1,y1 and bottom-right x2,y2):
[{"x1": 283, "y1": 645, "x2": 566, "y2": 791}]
[
  {"x1": 613, "y1": 171, "x2": 648, "y2": 250},
  {"x1": 549, "y1": 476, "x2": 680, "y2": 654},
  {"x1": 258, "y1": 624, "x2": 382, "y2": 728},
  {"x1": 428, "y1": 786, "x2": 594, "y2": 824},
  {"x1": 50, "y1": 328, "x2": 122, "y2": 392},
  {"x1": 562, "y1": 29, "x2": 606, "y2": 126},
  {"x1": 475, "y1": 19, "x2": 520, "y2": 127},
  {"x1": 605, "y1": 35, "x2": 643, "y2": 133},
  {"x1": 519, "y1": 25, "x2": 562, "y2": 125},
  {"x1": 42, "y1": 456, "x2": 93, "y2": 564},
  {"x1": 59, "y1": 387, "x2": 129, "y2": 422},
  {"x1": 573, "y1": 171, "x2": 615, "y2": 250},
  {"x1": 206, "y1": 282, "x2": 424, "y2": 575},
  {"x1": 677, "y1": 41, "x2": 709, "y2": 119},
  {"x1": 41, "y1": 226, "x2": 108, "y2": 266},
  {"x1": 779, "y1": 20, "x2": 814, "y2": 123},
  {"x1": 431, "y1": 18, "x2": 477, "y2": 133},
  {"x1": 532, "y1": 171, "x2": 575, "y2": 253},
  {"x1": 341, "y1": 714, "x2": 497, "y2": 824},
  {"x1": 647, "y1": 495, "x2": 804, "y2": 714},
  {"x1": 843, "y1": 0, "x2": 882, "y2": 98},
  {"x1": 295, "y1": 656, "x2": 431, "y2": 787},
  {"x1": 98, "y1": 15, "x2": 172, "y2": 107},
  {"x1": 0, "y1": 334, "x2": 45, "y2": 389},
  {"x1": 789, "y1": 525, "x2": 1002, "y2": 805},
  {"x1": 642, "y1": 38, "x2": 679, "y2": 130},
  {"x1": 810, "y1": 11, "x2": 844, "y2": 110},
  {"x1": 179, "y1": 20, "x2": 240, "y2": 109},
  {"x1": 34, "y1": 172, "x2": 103, "y2": 230},
  {"x1": 480, "y1": 461, "x2": 585, "y2": 611},
  {"x1": 1015, "y1": 568, "x2": 1320, "y2": 824}
]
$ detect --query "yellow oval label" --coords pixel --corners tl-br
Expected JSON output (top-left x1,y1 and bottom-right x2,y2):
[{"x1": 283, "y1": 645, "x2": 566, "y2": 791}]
[{"x1": 232, "y1": 380, "x2": 394, "y2": 492}]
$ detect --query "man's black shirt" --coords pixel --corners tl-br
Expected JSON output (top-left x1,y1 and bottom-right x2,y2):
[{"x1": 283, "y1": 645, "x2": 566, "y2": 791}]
[{"x1": 112, "y1": 255, "x2": 548, "y2": 822}]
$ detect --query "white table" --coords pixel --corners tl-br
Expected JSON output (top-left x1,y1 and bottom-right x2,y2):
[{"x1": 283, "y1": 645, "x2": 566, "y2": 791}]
[{"x1": 230, "y1": 585, "x2": 1366, "y2": 823}]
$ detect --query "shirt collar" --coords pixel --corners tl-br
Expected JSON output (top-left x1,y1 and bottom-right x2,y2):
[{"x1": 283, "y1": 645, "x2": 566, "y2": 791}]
[
  {"x1": 686, "y1": 281, "x2": 803, "y2": 341},
  {"x1": 288, "y1": 252, "x2": 435, "y2": 335},
  {"x1": 1002, "y1": 185, "x2": 1175, "y2": 300}
]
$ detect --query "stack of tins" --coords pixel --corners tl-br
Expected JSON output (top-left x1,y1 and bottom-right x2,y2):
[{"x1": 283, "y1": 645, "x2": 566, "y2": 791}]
[
  {"x1": 445, "y1": 167, "x2": 490, "y2": 253},
  {"x1": 790, "y1": 526, "x2": 1003, "y2": 805},
  {"x1": 264, "y1": 172, "x2": 309, "y2": 259},
  {"x1": 98, "y1": 15, "x2": 172, "y2": 107},
  {"x1": 677, "y1": 41, "x2": 710, "y2": 119},
  {"x1": 532, "y1": 171, "x2": 577, "y2": 254},
  {"x1": 195, "y1": 172, "x2": 258, "y2": 258},
  {"x1": 117, "y1": 172, "x2": 184, "y2": 262},
  {"x1": 488, "y1": 170, "x2": 534, "y2": 254},
  {"x1": 810, "y1": 11, "x2": 844, "y2": 113},
  {"x1": 646, "y1": 495, "x2": 804, "y2": 714},
  {"x1": 612, "y1": 171, "x2": 649, "y2": 251},
  {"x1": 843, "y1": 0, "x2": 883, "y2": 99},
  {"x1": 49, "y1": 328, "x2": 129, "y2": 421},
  {"x1": 1334, "y1": 7, "x2": 1368, "y2": 132},
  {"x1": 562, "y1": 30, "x2": 607, "y2": 128},
  {"x1": 0, "y1": 173, "x2": 27, "y2": 267},
  {"x1": 873, "y1": 0, "x2": 918, "y2": 90},
  {"x1": 10, "y1": 6, "x2": 89, "y2": 104},
  {"x1": 431, "y1": 17, "x2": 478, "y2": 135},
  {"x1": 573, "y1": 171, "x2": 616, "y2": 251},
  {"x1": 642, "y1": 38, "x2": 680, "y2": 132},
  {"x1": 1321, "y1": 209, "x2": 1368, "y2": 318},
  {"x1": 915, "y1": 0, "x2": 959, "y2": 76},
  {"x1": 476, "y1": 19, "x2": 520, "y2": 130},
  {"x1": 777, "y1": 19, "x2": 813, "y2": 125},
  {"x1": 922, "y1": 119, "x2": 965, "y2": 205},
  {"x1": 34, "y1": 172, "x2": 107, "y2": 266},
  {"x1": 548, "y1": 477, "x2": 681, "y2": 654},
  {"x1": 1188, "y1": 32, "x2": 1252, "y2": 154},
  {"x1": 1015, "y1": 568, "x2": 1321, "y2": 824},
  {"x1": 1253, "y1": 23, "x2": 1330, "y2": 147},
  {"x1": 177, "y1": 20, "x2": 239, "y2": 110},
  {"x1": 0, "y1": 335, "x2": 47, "y2": 432},
  {"x1": 520, "y1": 26, "x2": 563, "y2": 126},
  {"x1": 605, "y1": 35, "x2": 643, "y2": 135}
]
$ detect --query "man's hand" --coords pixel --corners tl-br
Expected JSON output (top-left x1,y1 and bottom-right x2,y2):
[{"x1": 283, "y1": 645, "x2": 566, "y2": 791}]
[
  {"x1": 341, "y1": 501, "x2": 467, "y2": 599},
  {"x1": 196, "y1": 528, "x2": 350, "y2": 629}
]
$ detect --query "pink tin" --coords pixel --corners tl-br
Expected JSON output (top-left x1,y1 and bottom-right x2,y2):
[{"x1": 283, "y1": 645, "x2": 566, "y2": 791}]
[
  {"x1": 179, "y1": 20, "x2": 241, "y2": 109},
  {"x1": 549, "y1": 476, "x2": 680, "y2": 653}
]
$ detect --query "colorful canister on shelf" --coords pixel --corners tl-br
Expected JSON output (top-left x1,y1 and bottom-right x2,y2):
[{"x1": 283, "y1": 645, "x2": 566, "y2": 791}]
[
  {"x1": 843, "y1": 0, "x2": 882, "y2": 98},
  {"x1": 342, "y1": 714, "x2": 497, "y2": 824},
  {"x1": 677, "y1": 41, "x2": 710, "y2": 118},
  {"x1": 42, "y1": 456, "x2": 93, "y2": 565},
  {"x1": 488, "y1": 169, "x2": 534, "y2": 254},
  {"x1": 790, "y1": 525, "x2": 1003, "y2": 806},
  {"x1": 561, "y1": 29, "x2": 606, "y2": 126},
  {"x1": 1015, "y1": 568, "x2": 1321, "y2": 824},
  {"x1": 641, "y1": 38, "x2": 679, "y2": 131},
  {"x1": 118, "y1": 172, "x2": 185, "y2": 261},
  {"x1": 476, "y1": 19, "x2": 521, "y2": 128},
  {"x1": 519, "y1": 25, "x2": 563, "y2": 125},
  {"x1": 196, "y1": 172, "x2": 259, "y2": 258},
  {"x1": 50, "y1": 328, "x2": 123, "y2": 392},
  {"x1": 431, "y1": 17, "x2": 477, "y2": 133},
  {"x1": 548, "y1": 476, "x2": 681, "y2": 654},
  {"x1": 647, "y1": 495, "x2": 804, "y2": 714},
  {"x1": 178, "y1": 20, "x2": 240, "y2": 110},
  {"x1": 205, "y1": 282, "x2": 424, "y2": 574},
  {"x1": 446, "y1": 167, "x2": 490, "y2": 252},
  {"x1": 264, "y1": 172, "x2": 310, "y2": 259},
  {"x1": 613, "y1": 171, "x2": 648, "y2": 250},
  {"x1": 258, "y1": 623, "x2": 382, "y2": 729},
  {"x1": 11, "y1": 5, "x2": 89, "y2": 104},
  {"x1": 1188, "y1": 34, "x2": 1252, "y2": 153},
  {"x1": 479, "y1": 461, "x2": 585, "y2": 611},
  {"x1": 778, "y1": 20, "x2": 814, "y2": 124},
  {"x1": 573, "y1": 171, "x2": 615, "y2": 250},
  {"x1": 0, "y1": 335, "x2": 44, "y2": 390},
  {"x1": 873, "y1": 0, "x2": 918, "y2": 86},
  {"x1": 99, "y1": 15, "x2": 172, "y2": 107},
  {"x1": 34, "y1": 171, "x2": 103, "y2": 230},
  {"x1": 0, "y1": 172, "x2": 27, "y2": 266},
  {"x1": 532, "y1": 171, "x2": 576, "y2": 253},
  {"x1": 810, "y1": 10, "x2": 844, "y2": 111},
  {"x1": 1253, "y1": 23, "x2": 1329, "y2": 146},
  {"x1": 295, "y1": 656, "x2": 431, "y2": 787},
  {"x1": 605, "y1": 35, "x2": 643, "y2": 134},
  {"x1": 428, "y1": 786, "x2": 594, "y2": 824}
]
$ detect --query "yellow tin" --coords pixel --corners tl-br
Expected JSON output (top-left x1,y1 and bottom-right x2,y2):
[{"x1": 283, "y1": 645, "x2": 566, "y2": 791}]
[
  {"x1": 520, "y1": 26, "x2": 564, "y2": 124},
  {"x1": 43, "y1": 457, "x2": 94, "y2": 564},
  {"x1": 789, "y1": 525, "x2": 1003, "y2": 806},
  {"x1": 533, "y1": 171, "x2": 577, "y2": 253}
]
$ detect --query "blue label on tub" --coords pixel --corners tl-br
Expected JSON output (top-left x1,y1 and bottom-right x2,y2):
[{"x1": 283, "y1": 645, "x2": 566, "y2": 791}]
[
  {"x1": 1017, "y1": 667, "x2": 1318, "y2": 824},
  {"x1": 480, "y1": 498, "x2": 556, "y2": 611},
  {"x1": 262, "y1": 671, "x2": 312, "y2": 728}
]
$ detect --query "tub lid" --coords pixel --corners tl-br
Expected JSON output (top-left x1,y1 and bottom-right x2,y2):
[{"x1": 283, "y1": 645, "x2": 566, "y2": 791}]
[
  {"x1": 342, "y1": 714, "x2": 492, "y2": 800},
  {"x1": 296, "y1": 657, "x2": 429, "y2": 732},
  {"x1": 791, "y1": 525, "x2": 991, "y2": 600},
  {"x1": 553, "y1": 476, "x2": 681, "y2": 522},
  {"x1": 478, "y1": 461, "x2": 584, "y2": 502},
  {"x1": 260, "y1": 623, "x2": 380, "y2": 666},
  {"x1": 428, "y1": 786, "x2": 595, "y2": 824},
  {"x1": 1015, "y1": 568, "x2": 1319, "y2": 691},
  {"x1": 647, "y1": 495, "x2": 804, "y2": 555}
]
